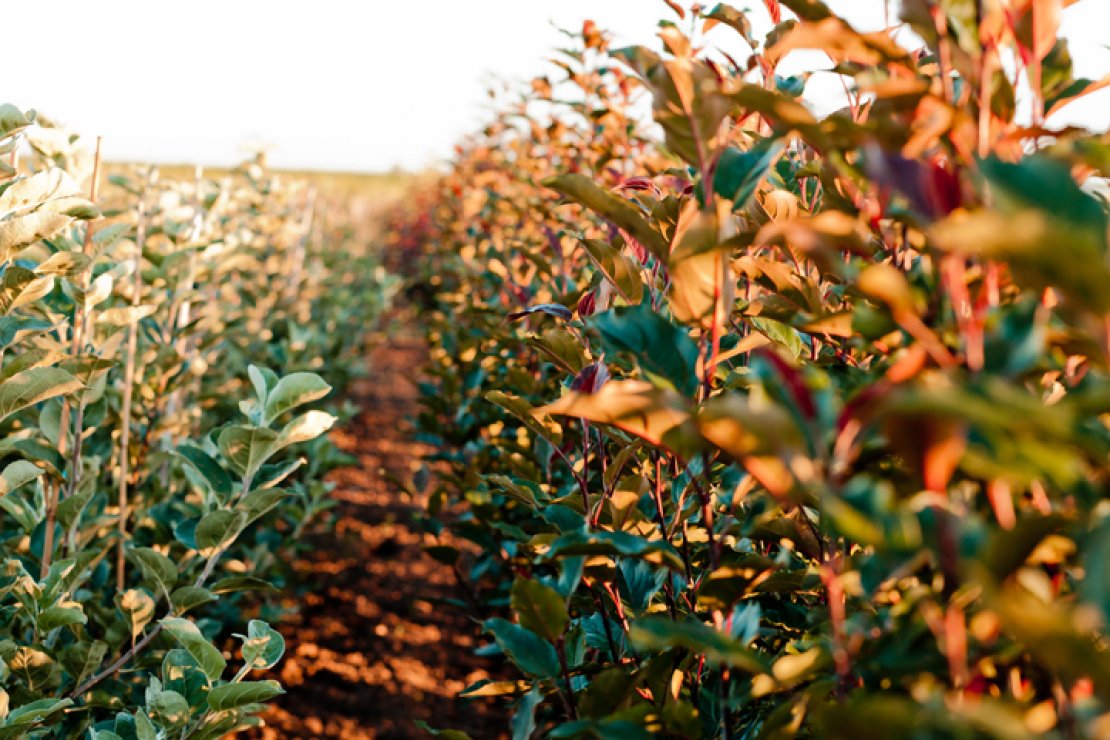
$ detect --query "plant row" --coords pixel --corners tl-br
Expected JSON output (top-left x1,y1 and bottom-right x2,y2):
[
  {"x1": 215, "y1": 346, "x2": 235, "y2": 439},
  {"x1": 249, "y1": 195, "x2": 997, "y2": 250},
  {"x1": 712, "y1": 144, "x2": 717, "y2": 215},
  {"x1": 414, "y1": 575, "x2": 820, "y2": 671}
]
[
  {"x1": 400, "y1": 2, "x2": 1110, "y2": 737},
  {"x1": 0, "y1": 107, "x2": 395, "y2": 737}
]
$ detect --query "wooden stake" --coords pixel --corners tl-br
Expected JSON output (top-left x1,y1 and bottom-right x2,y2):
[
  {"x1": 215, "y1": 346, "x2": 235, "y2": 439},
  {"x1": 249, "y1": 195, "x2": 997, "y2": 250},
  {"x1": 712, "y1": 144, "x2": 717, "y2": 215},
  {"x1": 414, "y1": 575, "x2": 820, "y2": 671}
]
[
  {"x1": 63, "y1": 137, "x2": 105, "y2": 502},
  {"x1": 116, "y1": 189, "x2": 147, "y2": 592},
  {"x1": 46, "y1": 136, "x2": 102, "y2": 573}
]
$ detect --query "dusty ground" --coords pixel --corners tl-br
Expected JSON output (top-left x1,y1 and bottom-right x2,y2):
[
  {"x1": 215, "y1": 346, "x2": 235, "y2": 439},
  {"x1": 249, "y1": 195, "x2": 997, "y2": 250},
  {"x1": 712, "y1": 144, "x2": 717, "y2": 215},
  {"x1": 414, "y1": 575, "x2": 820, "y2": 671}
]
[{"x1": 249, "y1": 335, "x2": 506, "y2": 739}]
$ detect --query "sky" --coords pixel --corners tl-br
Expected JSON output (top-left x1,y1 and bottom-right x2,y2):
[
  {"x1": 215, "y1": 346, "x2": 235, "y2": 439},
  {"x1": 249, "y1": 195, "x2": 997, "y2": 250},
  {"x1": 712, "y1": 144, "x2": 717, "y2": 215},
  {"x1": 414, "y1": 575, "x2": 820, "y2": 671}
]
[{"x1": 5, "y1": 1, "x2": 1108, "y2": 172}]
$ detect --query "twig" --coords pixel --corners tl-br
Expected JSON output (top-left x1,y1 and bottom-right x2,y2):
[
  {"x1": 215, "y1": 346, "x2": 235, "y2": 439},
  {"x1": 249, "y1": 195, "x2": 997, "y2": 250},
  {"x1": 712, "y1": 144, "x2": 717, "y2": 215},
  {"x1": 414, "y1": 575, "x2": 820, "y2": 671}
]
[
  {"x1": 70, "y1": 623, "x2": 163, "y2": 698},
  {"x1": 555, "y1": 639, "x2": 579, "y2": 720}
]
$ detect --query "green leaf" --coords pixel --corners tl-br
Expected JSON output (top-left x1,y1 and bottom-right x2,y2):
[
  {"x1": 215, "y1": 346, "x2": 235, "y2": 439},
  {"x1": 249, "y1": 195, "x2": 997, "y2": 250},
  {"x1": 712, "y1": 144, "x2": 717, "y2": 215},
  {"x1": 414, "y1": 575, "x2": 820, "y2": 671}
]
[
  {"x1": 90, "y1": 221, "x2": 129, "y2": 249},
  {"x1": 117, "y1": 589, "x2": 156, "y2": 638},
  {"x1": 128, "y1": 547, "x2": 178, "y2": 600},
  {"x1": 482, "y1": 618, "x2": 561, "y2": 678},
  {"x1": 247, "y1": 365, "x2": 272, "y2": 405},
  {"x1": 133, "y1": 710, "x2": 157, "y2": 740},
  {"x1": 543, "y1": 174, "x2": 669, "y2": 262},
  {"x1": 547, "y1": 530, "x2": 685, "y2": 573},
  {"x1": 273, "y1": 410, "x2": 335, "y2": 450},
  {"x1": 209, "y1": 576, "x2": 279, "y2": 595},
  {"x1": 0, "y1": 368, "x2": 82, "y2": 423},
  {"x1": 0, "y1": 169, "x2": 97, "y2": 253},
  {"x1": 591, "y1": 303, "x2": 700, "y2": 396},
  {"x1": 175, "y1": 444, "x2": 233, "y2": 497},
  {"x1": 238, "y1": 620, "x2": 285, "y2": 670},
  {"x1": 1, "y1": 697, "x2": 71, "y2": 730},
  {"x1": 630, "y1": 617, "x2": 770, "y2": 672},
  {"x1": 36, "y1": 605, "x2": 86, "y2": 632},
  {"x1": 511, "y1": 579, "x2": 568, "y2": 642},
  {"x1": 983, "y1": 155, "x2": 1108, "y2": 253},
  {"x1": 147, "y1": 689, "x2": 189, "y2": 728},
  {"x1": 548, "y1": 718, "x2": 653, "y2": 740},
  {"x1": 0, "y1": 460, "x2": 42, "y2": 498},
  {"x1": 170, "y1": 586, "x2": 218, "y2": 615},
  {"x1": 34, "y1": 251, "x2": 90, "y2": 277},
  {"x1": 703, "y1": 3, "x2": 756, "y2": 46},
  {"x1": 263, "y1": 372, "x2": 331, "y2": 424},
  {"x1": 0, "y1": 104, "x2": 34, "y2": 138},
  {"x1": 161, "y1": 648, "x2": 208, "y2": 709},
  {"x1": 486, "y1": 390, "x2": 562, "y2": 446},
  {"x1": 217, "y1": 425, "x2": 278, "y2": 478},
  {"x1": 0, "y1": 267, "x2": 38, "y2": 312},
  {"x1": 1082, "y1": 519, "x2": 1110, "y2": 626},
  {"x1": 750, "y1": 316, "x2": 805, "y2": 360},
  {"x1": 62, "y1": 640, "x2": 107, "y2": 688},
  {"x1": 160, "y1": 617, "x2": 226, "y2": 682},
  {"x1": 206, "y1": 680, "x2": 284, "y2": 712},
  {"x1": 527, "y1": 328, "x2": 587, "y2": 374},
  {"x1": 578, "y1": 667, "x2": 639, "y2": 719},
  {"x1": 979, "y1": 514, "x2": 1068, "y2": 582},
  {"x1": 0, "y1": 318, "x2": 52, "y2": 353},
  {"x1": 195, "y1": 509, "x2": 247, "y2": 558},
  {"x1": 254, "y1": 457, "x2": 304, "y2": 489},
  {"x1": 7, "y1": 647, "x2": 56, "y2": 691},
  {"x1": 933, "y1": 155, "x2": 1110, "y2": 312},
  {"x1": 240, "y1": 488, "x2": 293, "y2": 525},
  {"x1": 510, "y1": 686, "x2": 543, "y2": 740},
  {"x1": 507, "y1": 303, "x2": 574, "y2": 322},
  {"x1": 713, "y1": 140, "x2": 784, "y2": 210},
  {"x1": 581, "y1": 239, "x2": 644, "y2": 305}
]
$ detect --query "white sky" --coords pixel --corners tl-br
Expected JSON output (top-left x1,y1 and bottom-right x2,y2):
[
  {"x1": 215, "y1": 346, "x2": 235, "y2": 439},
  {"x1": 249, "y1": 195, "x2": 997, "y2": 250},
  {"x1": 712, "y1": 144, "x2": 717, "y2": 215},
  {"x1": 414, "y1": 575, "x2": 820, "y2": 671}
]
[{"x1": 5, "y1": 1, "x2": 1108, "y2": 172}]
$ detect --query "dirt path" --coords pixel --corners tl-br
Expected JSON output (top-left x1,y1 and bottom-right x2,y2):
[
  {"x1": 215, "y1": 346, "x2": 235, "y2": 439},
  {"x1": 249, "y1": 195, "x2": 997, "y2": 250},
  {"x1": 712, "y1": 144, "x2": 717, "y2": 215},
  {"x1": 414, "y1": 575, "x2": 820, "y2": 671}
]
[{"x1": 252, "y1": 334, "x2": 504, "y2": 739}]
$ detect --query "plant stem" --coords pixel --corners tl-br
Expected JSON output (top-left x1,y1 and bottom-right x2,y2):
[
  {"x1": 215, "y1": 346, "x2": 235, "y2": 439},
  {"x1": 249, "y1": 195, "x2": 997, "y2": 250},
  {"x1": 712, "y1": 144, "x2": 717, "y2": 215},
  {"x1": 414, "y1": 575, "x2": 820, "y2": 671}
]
[{"x1": 555, "y1": 638, "x2": 579, "y2": 720}]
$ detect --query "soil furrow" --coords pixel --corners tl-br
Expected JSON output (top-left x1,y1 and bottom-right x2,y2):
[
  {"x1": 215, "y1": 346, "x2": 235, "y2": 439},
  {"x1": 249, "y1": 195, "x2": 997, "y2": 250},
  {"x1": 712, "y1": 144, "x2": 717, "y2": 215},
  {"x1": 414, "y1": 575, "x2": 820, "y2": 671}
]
[{"x1": 252, "y1": 335, "x2": 502, "y2": 739}]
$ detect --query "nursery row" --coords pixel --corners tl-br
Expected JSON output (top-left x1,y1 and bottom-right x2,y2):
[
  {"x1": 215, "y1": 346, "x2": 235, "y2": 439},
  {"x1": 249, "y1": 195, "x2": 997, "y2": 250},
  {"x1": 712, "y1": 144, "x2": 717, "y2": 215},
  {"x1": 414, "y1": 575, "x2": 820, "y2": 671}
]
[
  {"x1": 0, "y1": 106, "x2": 395, "y2": 737},
  {"x1": 401, "y1": 1, "x2": 1110, "y2": 737}
]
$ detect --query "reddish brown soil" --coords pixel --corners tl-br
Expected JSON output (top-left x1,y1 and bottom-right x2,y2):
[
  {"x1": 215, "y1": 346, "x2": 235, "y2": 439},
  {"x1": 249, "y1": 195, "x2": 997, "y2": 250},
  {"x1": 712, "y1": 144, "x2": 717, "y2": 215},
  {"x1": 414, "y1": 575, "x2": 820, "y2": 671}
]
[{"x1": 250, "y1": 335, "x2": 506, "y2": 739}]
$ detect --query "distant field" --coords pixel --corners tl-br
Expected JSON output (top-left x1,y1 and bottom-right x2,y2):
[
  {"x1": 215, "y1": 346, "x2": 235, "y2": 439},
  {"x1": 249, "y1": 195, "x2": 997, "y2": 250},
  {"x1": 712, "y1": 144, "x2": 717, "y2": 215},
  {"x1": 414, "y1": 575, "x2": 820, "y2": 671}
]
[{"x1": 107, "y1": 161, "x2": 425, "y2": 200}]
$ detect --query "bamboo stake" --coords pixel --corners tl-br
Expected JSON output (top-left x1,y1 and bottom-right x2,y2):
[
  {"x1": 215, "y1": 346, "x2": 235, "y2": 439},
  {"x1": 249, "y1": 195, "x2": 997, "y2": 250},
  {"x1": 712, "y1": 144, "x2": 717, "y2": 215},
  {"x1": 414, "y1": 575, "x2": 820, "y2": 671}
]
[
  {"x1": 63, "y1": 138, "x2": 105, "y2": 502},
  {"x1": 160, "y1": 167, "x2": 204, "y2": 486},
  {"x1": 116, "y1": 189, "x2": 147, "y2": 592},
  {"x1": 40, "y1": 478, "x2": 58, "y2": 579},
  {"x1": 46, "y1": 137, "x2": 102, "y2": 572},
  {"x1": 56, "y1": 138, "x2": 104, "y2": 450}
]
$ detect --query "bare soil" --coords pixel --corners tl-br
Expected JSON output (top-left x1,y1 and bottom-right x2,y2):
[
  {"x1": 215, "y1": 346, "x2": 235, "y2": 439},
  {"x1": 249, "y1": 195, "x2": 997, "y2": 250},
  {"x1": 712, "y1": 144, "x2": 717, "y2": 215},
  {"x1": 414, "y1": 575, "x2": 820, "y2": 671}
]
[{"x1": 249, "y1": 335, "x2": 506, "y2": 739}]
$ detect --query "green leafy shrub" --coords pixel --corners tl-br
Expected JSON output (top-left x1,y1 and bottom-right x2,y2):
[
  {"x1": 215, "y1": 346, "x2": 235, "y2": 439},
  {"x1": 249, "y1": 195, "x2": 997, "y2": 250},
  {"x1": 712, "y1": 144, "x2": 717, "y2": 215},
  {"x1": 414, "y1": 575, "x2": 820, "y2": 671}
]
[
  {"x1": 404, "y1": 2, "x2": 1110, "y2": 737},
  {"x1": 0, "y1": 107, "x2": 394, "y2": 736}
]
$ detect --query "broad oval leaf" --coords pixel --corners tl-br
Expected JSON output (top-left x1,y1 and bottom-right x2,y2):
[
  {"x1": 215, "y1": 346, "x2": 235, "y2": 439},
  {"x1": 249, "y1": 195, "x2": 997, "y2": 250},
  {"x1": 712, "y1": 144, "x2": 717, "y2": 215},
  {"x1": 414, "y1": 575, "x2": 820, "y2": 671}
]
[
  {"x1": 217, "y1": 425, "x2": 278, "y2": 478},
  {"x1": 206, "y1": 680, "x2": 284, "y2": 712},
  {"x1": 274, "y1": 410, "x2": 335, "y2": 451},
  {"x1": 0, "y1": 368, "x2": 82, "y2": 424},
  {"x1": 127, "y1": 547, "x2": 178, "y2": 600},
  {"x1": 510, "y1": 579, "x2": 568, "y2": 642},
  {"x1": 482, "y1": 618, "x2": 560, "y2": 679},
  {"x1": 262, "y1": 372, "x2": 331, "y2": 424},
  {"x1": 160, "y1": 617, "x2": 226, "y2": 682},
  {"x1": 194, "y1": 510, "x2": 247, "y2": 558},
  {"x1": 238, "y1": 619, "x2": 285, "y2": 670},
  {"x1": 0, "y1": 460, "x2": 42, "y2": 498}
]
